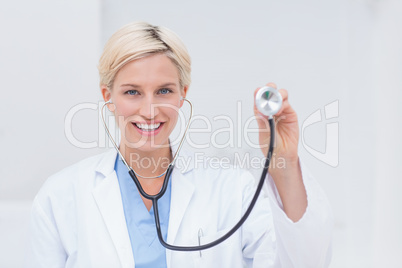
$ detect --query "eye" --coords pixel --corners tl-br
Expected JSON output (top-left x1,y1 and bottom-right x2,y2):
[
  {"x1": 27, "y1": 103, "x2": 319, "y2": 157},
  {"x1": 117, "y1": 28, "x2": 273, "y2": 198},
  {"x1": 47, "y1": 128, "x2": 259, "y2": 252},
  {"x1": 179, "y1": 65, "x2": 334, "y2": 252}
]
[
  {"x1": 158, "y1": 88, "x2": 173, "y2": 95},
  {"x1": 125, "y1": 90, "x2": 139, "y2": 95}
]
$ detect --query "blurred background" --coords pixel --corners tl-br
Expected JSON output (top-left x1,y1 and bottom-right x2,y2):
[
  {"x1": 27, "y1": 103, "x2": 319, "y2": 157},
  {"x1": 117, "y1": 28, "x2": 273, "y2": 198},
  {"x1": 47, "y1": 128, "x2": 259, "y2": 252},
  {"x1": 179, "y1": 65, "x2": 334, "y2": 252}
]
[{"x1": 1, "y1": 0, "x2": 401, "y2": 267}]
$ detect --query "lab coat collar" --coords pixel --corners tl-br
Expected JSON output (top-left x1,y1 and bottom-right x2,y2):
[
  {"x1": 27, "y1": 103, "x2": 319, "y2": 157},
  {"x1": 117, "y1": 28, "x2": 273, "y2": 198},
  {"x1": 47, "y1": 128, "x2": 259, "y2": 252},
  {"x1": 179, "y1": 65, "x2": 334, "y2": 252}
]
[
  {"x1": 92, "y1": 151, "x2": 134, "y2": 267},
  {"x1": 93, "y1": 144, "x2": 197, "y2": 267},
  {"x1": 94, "y1": 148, "x2": 118, "y2": 177}
]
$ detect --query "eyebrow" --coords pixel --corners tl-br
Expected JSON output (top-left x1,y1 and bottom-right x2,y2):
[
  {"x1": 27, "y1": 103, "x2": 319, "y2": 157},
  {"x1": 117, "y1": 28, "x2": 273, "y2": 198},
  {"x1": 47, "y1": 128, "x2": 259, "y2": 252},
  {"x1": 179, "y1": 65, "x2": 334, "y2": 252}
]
[{"x1": 120, "y1": 83, "x2": 177, "y2": 88}]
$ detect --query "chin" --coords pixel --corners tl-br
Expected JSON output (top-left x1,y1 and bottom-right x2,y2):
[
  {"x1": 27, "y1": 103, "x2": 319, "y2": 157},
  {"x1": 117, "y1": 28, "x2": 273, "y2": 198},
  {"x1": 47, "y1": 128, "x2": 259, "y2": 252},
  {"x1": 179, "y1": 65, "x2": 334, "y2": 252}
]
[
  {"x1": 121, "y1": 135, "x2": 170, "y2": 151},
  {"x1": 137, "y1": 142, "x2": 170, "y2": 152}
]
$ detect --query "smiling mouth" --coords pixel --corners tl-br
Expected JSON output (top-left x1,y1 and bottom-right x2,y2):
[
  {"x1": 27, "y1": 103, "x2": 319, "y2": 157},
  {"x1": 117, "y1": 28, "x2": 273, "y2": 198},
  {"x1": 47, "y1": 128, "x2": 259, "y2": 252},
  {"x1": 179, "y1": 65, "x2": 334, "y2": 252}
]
[{"x1": 133, "y1": 122, "x2": 163, "y2": 132}]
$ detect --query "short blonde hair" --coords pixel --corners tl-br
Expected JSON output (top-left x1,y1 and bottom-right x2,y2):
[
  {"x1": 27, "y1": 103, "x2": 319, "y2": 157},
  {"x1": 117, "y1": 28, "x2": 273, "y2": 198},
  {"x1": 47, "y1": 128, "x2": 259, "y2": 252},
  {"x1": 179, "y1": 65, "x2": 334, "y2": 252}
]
[{"x1": 98, "y1": 21, "x2": 191, "y2": 90}]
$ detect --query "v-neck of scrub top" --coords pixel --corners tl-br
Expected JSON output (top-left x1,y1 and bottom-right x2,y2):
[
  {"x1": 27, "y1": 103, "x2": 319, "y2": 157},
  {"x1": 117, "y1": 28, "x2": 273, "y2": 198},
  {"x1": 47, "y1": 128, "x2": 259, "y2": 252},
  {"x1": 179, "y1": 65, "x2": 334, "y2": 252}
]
[{"x1": 115, "y1": 156, "x2": 171, "y2": 268}]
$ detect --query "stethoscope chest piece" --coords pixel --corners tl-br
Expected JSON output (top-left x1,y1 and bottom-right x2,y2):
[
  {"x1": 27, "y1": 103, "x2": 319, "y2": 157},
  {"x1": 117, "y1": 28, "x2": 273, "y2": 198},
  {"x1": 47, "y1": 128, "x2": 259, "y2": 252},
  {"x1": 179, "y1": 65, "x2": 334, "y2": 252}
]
[{"x1": 255, "y1": 86, "x2": 283, "y2": 117}]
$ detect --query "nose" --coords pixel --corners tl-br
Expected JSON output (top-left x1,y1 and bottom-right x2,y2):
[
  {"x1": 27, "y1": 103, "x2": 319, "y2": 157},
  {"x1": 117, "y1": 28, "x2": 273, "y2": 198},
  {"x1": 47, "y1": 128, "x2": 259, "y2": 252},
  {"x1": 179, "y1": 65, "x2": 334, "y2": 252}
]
[{"x1": 138, "y1": 95, "x2": 159, "y2": 119}]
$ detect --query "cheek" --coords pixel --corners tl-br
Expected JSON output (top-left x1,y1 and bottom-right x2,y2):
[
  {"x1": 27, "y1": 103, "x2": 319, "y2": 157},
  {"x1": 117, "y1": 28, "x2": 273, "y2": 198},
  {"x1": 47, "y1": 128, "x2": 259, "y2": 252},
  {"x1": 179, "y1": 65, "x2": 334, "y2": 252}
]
[
  {"x1": 158, "y1": 97, "x2": 182, "y2": 121},
  {"x1": 162, "y1": 106, "x2": 180, "y2": 126},
  {"x1": 112, "y1": 100, "x2": 140, "y2": 130},
  {"x1": 114, "y1": 99, "x2": 137, "y2": 118}
]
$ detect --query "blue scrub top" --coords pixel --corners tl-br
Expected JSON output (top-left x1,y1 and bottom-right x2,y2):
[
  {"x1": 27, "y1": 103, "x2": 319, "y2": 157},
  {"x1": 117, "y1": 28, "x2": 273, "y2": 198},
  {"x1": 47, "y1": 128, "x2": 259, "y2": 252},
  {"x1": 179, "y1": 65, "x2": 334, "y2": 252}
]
[{"x1": 115, "y1": 156, "x2": 171, "y2": 267}]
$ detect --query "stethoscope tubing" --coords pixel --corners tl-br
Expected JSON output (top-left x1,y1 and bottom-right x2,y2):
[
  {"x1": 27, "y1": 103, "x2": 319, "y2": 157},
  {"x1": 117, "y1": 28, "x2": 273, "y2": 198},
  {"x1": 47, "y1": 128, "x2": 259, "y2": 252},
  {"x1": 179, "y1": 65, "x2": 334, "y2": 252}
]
[
  {"x1": 101, "y1": 97, "x2": 276, "y2": 251},
  {"x1": 128, "y1": 118, "x2": 275, "y2": 251}
]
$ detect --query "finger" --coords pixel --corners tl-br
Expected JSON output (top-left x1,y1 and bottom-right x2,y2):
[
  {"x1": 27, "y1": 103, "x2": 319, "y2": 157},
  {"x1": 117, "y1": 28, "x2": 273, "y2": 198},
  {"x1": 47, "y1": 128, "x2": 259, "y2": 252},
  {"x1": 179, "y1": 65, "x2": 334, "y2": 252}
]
[
  {"x1": 274, "y1": 89, "x2": 291, "y2": 116},
  {"x1": 255, "y1": 113, "x2": 272, "y2": 133},
  {"x1": 278, "y1": 88, "x2": 288, "y2": 102},
  {"x1": 274, "y1": 99, "x2": 298, "y2": 124},
  {"x1": 265, "y1": 82, "x2": 277, "y2": 89},
  {"x1": 254, "y1": 105, "x2": 268, "y2": 121},
  {"x1": 275, "y1": 99, "x2": 290, "y2": 117},
  {"x1": 254, "y1": 87, "x2": 267, "y2": 118}
]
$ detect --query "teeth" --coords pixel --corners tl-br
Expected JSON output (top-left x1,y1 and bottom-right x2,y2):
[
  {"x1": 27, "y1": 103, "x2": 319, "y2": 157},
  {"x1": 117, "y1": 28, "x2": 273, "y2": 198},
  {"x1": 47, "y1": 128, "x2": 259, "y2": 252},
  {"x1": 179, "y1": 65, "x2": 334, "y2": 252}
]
[{"x1": 135, "y1": 123, "x2": 161, "y2": 131}]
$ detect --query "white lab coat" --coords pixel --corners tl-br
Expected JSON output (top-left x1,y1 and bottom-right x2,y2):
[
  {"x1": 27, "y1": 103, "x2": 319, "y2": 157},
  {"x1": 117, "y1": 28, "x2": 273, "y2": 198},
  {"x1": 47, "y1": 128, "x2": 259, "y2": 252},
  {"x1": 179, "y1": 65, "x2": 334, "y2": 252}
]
[{"x1": 26, "y1": 148, "x2": 333, "y2": 268}]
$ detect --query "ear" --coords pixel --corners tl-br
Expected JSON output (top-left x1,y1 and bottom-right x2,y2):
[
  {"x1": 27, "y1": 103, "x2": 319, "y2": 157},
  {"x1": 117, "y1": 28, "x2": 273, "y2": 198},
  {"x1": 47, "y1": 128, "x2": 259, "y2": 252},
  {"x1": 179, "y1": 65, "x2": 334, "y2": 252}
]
[
  {"x1": 101, "y1": 85, "x2": 115, "y2": 112},
  {"x1": 101, "y1": 85, "x2": 111, "y2": 102},
  {"x1": 180, "y1": 85, "x2": 189, "y2": 108}
]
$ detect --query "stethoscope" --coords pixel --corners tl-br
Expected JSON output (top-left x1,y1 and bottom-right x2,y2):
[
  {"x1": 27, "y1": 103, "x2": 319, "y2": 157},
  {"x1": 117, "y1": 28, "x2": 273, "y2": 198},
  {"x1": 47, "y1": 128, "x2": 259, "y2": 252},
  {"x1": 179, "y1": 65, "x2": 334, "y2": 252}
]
[{"x1": 100, "y1": 86, "x2": 282, "y2": 251}]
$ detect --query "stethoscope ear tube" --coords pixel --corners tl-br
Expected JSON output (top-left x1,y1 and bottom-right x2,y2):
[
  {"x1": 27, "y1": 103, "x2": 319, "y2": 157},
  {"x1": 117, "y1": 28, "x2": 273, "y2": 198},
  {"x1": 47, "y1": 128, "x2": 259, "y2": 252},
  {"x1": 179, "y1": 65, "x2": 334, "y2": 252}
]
[
  {"x1": 149, "y1": 118, "x2": 275, "y2": 251},
  {"x1": 128, "y1": 164, "x2": 174, "y2": 201},
  {"x1": 102, "y1": 94, "x2": 277, "y2": 251}
]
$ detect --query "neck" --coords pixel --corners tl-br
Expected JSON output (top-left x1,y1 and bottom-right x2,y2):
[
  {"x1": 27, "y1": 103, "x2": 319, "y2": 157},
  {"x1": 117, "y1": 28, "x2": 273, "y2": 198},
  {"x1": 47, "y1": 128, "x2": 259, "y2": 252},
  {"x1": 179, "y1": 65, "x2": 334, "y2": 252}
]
[{"x1": 119, "y1": 142, "x2": 172, "y2": 178}]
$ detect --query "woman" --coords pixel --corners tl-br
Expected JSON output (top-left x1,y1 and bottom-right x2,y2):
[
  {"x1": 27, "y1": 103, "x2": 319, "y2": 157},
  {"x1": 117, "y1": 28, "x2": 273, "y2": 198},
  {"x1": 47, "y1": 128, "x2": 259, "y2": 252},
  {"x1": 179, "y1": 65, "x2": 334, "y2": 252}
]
[{"x1": 26, "y1": 22, "x2": 333, "y2": 267}]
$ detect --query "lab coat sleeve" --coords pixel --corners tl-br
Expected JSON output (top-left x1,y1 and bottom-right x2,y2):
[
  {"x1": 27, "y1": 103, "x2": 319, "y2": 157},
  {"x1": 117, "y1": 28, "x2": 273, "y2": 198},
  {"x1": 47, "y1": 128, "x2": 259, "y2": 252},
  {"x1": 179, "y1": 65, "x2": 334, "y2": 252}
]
[
  {"x1": 256, "y1": 158, "x2": 334, "y2": 267},
  {"x1": 240, "y1": 169, "x2": 277, "y2": 268},
  {"x1": 25, "y1": 196, "x2": 67, "y2": 268}
]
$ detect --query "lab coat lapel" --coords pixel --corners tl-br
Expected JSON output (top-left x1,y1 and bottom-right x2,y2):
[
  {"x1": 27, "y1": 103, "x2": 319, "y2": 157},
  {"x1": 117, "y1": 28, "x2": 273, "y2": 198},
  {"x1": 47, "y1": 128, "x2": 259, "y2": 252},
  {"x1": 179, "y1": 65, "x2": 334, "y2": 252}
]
[
  {"x1": 92, "y1": 150, "x2": 134, "y2": 267},
  {"x1": 166, "y1": 166, "x2": 195, "y2": 266}
]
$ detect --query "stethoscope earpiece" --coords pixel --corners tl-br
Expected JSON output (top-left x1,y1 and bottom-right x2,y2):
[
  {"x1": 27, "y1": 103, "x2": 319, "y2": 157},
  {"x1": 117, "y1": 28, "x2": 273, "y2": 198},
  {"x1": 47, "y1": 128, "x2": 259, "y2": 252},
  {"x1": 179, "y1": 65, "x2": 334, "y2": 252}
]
[{"x1": 105, "y1": 99, "x2": 115, "y2": 112}]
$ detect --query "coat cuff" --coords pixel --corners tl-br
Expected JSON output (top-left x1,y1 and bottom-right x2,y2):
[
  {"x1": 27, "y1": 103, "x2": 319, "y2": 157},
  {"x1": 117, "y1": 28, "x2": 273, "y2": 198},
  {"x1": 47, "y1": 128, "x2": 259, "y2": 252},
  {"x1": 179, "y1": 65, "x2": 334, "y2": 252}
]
[
  {"x1": 262, "y1": 158, "x2": 334, "y2": 267},
  {"x1": 264, "y1": 158, "x2": 332, "y2": 225}
]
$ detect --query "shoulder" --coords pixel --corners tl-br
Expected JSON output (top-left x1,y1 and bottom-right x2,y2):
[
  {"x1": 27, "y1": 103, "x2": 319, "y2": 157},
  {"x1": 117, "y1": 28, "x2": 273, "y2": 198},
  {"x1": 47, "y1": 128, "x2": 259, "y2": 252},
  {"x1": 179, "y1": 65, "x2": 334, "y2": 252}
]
[{"x1": 34, "y1": 149, "x2": 116, "y2": 204}]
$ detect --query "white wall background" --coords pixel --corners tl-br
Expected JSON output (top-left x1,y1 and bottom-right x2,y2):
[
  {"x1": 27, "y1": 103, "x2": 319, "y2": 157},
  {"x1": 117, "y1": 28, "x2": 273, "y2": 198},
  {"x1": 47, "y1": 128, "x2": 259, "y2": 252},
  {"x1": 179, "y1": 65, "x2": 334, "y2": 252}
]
[
  {"x1": 0, "y1": 0, "x2": 101, "y2": 267},
  {"x1": 0, "y1": 0, "x2": 401, "y2": 267}
]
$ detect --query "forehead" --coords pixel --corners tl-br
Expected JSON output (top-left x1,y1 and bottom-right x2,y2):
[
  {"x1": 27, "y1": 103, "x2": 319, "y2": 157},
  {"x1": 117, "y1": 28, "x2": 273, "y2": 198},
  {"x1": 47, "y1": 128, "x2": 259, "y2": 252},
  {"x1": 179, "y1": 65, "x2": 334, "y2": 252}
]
[{"x1": 114, "y1": 54, "x2": 180, "y2": 87}]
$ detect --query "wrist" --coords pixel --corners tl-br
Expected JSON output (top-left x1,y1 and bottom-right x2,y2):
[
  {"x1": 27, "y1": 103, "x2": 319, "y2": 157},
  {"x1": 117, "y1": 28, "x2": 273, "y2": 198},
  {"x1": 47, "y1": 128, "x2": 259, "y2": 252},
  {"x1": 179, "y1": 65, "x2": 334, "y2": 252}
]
[
  {"x1": 268, "y1": 156, "x2": 300, "y2": 180},
  {"x1": 268, "y1": 157, "x2": 307, "y2": 222}
]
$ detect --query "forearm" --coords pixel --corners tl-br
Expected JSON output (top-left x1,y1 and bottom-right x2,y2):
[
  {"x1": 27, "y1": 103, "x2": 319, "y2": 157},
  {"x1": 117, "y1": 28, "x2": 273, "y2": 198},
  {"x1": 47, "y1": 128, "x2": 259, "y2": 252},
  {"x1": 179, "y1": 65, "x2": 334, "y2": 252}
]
[{"x1": 269, "y1": 157, "x2": 307, "y2": 222}]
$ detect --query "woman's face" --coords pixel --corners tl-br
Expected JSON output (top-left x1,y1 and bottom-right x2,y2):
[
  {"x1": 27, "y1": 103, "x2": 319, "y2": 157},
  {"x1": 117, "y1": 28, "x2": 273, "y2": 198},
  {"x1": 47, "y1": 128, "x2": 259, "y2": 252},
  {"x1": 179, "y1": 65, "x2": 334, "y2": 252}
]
[{"x1": 102, "y1": 53, "x2": 187, "y2": 153}]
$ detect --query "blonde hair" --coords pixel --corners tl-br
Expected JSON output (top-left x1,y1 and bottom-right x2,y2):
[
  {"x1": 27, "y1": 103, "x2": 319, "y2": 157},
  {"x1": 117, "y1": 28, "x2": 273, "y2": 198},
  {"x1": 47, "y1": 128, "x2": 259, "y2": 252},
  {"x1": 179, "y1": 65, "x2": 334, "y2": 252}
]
[{"x1": 98, "y1": 21, "x2": 191, "y2": 90}]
